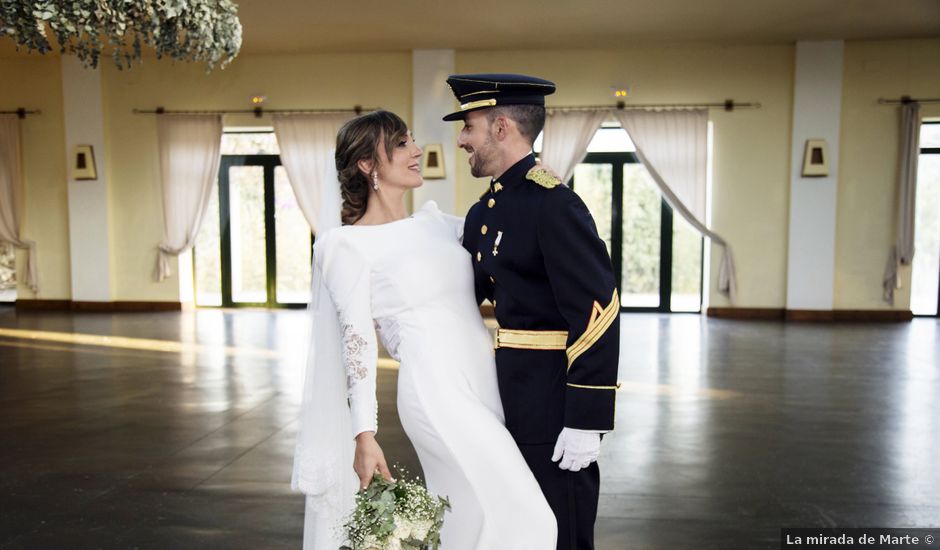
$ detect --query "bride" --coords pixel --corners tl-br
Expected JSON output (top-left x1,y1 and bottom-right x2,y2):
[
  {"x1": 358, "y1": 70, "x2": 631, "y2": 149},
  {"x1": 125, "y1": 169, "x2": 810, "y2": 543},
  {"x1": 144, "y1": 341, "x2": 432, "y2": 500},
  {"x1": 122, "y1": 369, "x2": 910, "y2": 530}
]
[{"x1": 293, "y1": 110, "x2": 557, "y2": 550}]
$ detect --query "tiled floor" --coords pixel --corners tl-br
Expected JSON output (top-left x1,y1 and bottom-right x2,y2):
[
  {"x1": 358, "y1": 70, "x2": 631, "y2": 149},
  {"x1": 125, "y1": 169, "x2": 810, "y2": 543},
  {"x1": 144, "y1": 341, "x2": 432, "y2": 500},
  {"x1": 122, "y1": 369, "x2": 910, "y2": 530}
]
[{"x1": 1, "y1": 307, "x2": 938, "y2": 549}]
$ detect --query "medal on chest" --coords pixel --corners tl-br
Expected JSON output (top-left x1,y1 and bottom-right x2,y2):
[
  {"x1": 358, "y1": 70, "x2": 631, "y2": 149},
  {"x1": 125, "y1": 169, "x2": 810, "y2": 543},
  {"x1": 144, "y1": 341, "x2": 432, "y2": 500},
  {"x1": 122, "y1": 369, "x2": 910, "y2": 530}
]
[{"x1": 492, "y1": 231, "x2": 503, "y2": 256}]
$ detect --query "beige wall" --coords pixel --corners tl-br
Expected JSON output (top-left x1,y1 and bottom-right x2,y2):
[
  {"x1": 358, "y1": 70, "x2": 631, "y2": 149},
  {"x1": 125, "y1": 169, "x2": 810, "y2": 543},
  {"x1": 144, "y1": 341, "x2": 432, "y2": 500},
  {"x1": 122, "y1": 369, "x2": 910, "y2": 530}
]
[
  {"x1": 3, "y1": 38, "x2": 939, "y2": 309},
  {"x1": 0, "y1": 55, "x2": 70, "y2": 300},
  {"x1": 835, "y1": 38, "x2": 940, "y2": 310},
  {"x1": 100, "y1": 52, "x2": 412, "y2": 301},
  {"x1": 457, "y1": 44, "x2": 795, "y2": 308}
]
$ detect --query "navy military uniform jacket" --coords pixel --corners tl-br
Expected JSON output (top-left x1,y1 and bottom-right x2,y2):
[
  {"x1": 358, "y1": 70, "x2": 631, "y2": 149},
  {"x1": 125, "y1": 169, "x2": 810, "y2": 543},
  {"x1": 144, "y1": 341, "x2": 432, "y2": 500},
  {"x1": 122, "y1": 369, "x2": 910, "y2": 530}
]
[{"x1": 462, "y1": 153, "x2": 620, "y2": 445}]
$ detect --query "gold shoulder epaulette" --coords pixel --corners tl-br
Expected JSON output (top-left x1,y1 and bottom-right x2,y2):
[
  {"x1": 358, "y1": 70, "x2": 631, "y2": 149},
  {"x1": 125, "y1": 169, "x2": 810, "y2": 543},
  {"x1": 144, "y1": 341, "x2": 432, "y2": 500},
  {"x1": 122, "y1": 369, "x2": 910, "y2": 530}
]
[{"x1": 526, "y1": 166, "x2": 562, "y2": 189}]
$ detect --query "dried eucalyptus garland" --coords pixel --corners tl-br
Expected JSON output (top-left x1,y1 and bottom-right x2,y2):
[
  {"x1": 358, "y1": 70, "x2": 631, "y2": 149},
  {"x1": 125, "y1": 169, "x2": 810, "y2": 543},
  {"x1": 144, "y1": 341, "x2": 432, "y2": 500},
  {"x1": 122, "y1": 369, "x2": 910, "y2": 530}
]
[{"x1": 0, "y1": 0, "x2": 242, "y2": 70}]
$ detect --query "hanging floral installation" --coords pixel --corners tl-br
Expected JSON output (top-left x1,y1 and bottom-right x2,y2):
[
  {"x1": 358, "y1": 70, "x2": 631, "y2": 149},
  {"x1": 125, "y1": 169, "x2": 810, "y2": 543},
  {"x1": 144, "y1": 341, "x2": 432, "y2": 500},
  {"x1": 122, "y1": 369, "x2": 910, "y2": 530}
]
[{"x1": 0, "y1": 0, "x2": 242, "y2": 70}]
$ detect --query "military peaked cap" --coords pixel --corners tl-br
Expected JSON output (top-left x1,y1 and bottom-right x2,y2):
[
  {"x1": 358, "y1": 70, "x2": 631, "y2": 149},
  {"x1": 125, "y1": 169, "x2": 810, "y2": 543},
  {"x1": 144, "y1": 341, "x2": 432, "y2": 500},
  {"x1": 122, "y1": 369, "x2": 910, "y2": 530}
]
[{"x1": 442, "y1": 73, "x2": 556, "y2": 121}]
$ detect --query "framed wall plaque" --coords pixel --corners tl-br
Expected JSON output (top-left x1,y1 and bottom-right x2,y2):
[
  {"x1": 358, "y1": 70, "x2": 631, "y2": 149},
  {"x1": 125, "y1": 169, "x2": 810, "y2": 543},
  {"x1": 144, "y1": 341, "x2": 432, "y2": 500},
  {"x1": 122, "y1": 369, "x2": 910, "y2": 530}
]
[
  {"x1": 801, "y1": 139, "x2": 829, "y2": 177},
  {"x1": 422, "y1": 143, "x2": 445, "y2": 179},
  {"x1": 72, "y1": 145, "x2": 97, "y2": 180}
]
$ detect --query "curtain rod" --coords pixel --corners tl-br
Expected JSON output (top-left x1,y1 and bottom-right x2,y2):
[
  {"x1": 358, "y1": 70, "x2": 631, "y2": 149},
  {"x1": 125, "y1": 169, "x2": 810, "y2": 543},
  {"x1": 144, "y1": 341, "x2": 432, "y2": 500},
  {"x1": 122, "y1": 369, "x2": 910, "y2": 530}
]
[
  {"x1": 878, "y1": 96, "x2": 940, "y2": 105},
  {"x1": 0, "y1": 108, "x2": 41, "y2": 119},
  {"x1": 132, "y1": 106, "x2": 374, "y2": 118},
  {"x1": 547, "y1": 99, "x2": 760, "y2": 113}
]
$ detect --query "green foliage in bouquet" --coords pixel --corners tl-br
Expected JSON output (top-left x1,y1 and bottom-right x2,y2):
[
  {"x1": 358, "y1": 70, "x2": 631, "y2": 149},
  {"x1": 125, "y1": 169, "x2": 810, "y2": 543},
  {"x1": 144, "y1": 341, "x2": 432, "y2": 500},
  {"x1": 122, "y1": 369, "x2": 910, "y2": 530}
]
[
  {"x1": 0, "y1": 0, "x2": 242, "y2": 70},
  {"x1": 341, "y1": 471, "x2": 450, "y2": 550}
]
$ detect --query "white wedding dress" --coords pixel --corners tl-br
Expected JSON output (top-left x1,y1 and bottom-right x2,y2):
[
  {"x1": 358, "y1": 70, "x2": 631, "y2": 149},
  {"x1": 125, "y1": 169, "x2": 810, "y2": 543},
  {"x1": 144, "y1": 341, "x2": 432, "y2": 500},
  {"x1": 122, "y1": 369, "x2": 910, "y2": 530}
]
[{"x1": 308, "y1": 200, "x2": 556, "y2": 549}]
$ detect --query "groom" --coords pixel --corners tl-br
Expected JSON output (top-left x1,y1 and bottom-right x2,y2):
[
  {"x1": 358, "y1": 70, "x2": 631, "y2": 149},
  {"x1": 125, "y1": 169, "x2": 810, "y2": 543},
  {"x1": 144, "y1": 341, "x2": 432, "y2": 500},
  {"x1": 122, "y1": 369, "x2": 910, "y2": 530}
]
[{"x1": 444, "y1": 74, "x2": 620, "y2": 550}]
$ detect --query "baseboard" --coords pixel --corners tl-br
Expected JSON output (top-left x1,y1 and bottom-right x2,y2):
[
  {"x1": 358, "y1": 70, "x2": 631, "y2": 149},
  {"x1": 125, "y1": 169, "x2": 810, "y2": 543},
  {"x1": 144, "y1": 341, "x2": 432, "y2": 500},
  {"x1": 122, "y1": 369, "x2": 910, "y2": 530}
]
[
  {"x1": 707, "y1": 307, "x2": 913, "y2": 322},
  {"x1": 784, "y1": 309, "x2": 836, "y2": 322},
  {"x1": 829, "y1": 309, "x2": 912, "y2": 322},
  {"x1": 13, "y1": 299, "x2": 71, "y2": 311},
  {"x1": 706, "y1": 307, "x2": 785, "y2": 320},
  {"x1": 15, "y1": 300, "x2": 182, "y2": 312}
]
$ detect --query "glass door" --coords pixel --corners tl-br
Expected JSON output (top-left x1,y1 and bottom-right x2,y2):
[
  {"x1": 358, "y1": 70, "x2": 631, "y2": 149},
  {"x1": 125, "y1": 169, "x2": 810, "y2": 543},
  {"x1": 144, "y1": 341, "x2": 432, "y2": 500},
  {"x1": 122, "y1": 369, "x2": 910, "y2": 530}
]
[
  {"x1": 195, "y1": 154, "x2": 312, "y2": 308},
  {"x1": 274, "y1": 165, "x2": 313, "y2": 304},
  {"x1": 620, "y1": 160, "x2": 663, "y2": 309},
  {"x1": 570, "y1": 152, "x2": 703, "y2": 313},
  {"x1": 911, "y1": 121, "x2": 940, "y2": 316},
  {"x1": 224, "y1": 162, "x2": 268, "y2": 304}
]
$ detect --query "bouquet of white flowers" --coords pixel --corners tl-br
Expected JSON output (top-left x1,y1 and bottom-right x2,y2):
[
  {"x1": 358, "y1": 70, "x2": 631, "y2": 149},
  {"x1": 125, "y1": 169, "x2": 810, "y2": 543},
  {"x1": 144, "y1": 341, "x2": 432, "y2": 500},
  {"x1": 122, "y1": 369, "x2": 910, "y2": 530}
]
[{"x1": 340, "y1": 470, "x2": 450, "y2": 550}]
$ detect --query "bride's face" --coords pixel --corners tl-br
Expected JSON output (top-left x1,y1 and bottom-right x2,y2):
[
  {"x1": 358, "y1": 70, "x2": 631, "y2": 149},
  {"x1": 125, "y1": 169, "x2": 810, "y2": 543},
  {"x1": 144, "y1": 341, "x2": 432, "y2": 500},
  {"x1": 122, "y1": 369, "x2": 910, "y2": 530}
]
[{"x1": 375, "y1": 132, "x2": 423, "y2": 190}]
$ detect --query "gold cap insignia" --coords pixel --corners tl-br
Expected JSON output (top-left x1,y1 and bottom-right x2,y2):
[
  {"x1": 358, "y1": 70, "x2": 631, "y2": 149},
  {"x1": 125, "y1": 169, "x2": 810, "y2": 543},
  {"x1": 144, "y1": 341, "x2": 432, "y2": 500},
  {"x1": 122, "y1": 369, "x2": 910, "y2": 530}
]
[
  {"x1": 526, "y1": 166, "x2": 562, "y2": 189},
  {"x1": 460, "y1": 98, "x2": 497, "y2": 111}
]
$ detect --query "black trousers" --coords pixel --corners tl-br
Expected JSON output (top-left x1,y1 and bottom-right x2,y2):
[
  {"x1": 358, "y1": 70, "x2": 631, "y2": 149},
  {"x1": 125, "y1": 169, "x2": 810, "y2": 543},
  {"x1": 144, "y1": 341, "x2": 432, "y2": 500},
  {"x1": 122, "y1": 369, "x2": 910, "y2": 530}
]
[{"x1": 518, "y1": 443, "x2": 600, "y2": 550}]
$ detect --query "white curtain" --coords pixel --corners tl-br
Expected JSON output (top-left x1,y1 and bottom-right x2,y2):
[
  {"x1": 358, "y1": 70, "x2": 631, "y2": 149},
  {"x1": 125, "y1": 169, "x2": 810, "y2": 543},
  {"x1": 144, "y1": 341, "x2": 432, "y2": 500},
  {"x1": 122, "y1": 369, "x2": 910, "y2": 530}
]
[
  {"x1": 0, "y1": 115, "x2": 38, "y2": 294},
  {"x1": 882, "y1": 101, "x2": 921, "y2": 305},
  {"x1": 613, "y1": 108, "x2": 737, "y2": 301},
  {"x1": 540, "y1": 110, "x2": 608, "y2": 184},
  {"x1": 155, "y1": 114, "x2": 223, "y2": 281},
  {"x1": 273, "y1": 113, "x2": 354, "y2": 234}
]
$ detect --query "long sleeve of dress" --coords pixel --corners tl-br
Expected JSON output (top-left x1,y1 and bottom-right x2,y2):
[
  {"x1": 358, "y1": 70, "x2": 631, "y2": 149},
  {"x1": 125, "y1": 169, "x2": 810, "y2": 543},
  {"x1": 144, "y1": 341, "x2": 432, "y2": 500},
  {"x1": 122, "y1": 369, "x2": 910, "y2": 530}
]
[{"x1": 315, "y1": 232, "x2": 379, "y2": 439}]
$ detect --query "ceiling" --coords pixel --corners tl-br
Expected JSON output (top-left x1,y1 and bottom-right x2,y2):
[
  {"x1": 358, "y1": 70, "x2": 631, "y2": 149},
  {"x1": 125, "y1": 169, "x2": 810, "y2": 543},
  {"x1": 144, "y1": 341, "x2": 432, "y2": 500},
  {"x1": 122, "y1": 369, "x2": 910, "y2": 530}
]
[
  {"x1": 232, "y1": 0, "x2": 940, "y2": 53},
  {"x1": 1, "y1": 0, "x2": 938, "y2": 57}
]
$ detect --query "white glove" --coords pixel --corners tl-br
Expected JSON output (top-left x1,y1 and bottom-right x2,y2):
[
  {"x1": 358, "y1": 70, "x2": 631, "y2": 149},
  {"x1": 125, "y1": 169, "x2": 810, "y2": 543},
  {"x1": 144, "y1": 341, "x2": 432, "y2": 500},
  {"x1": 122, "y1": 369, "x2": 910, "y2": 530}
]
[{"x1": 551, "y1": 428, "x2": 601, "y2": 471}]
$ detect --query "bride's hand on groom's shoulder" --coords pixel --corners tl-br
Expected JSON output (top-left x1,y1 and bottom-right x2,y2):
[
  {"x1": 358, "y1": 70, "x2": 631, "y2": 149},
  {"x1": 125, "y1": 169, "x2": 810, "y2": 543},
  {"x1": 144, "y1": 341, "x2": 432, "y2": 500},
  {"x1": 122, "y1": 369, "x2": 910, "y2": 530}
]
[{"x1": 354, "y1": 431, "x2": 394, "y2": 489}]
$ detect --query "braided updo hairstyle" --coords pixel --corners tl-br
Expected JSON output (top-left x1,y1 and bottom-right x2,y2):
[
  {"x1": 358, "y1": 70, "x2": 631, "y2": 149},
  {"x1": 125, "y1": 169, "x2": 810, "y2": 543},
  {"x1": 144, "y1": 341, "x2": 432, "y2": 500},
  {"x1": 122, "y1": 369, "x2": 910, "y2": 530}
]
[{"x1": 335, "y1": 110, "x2": 409, "y2": 226}]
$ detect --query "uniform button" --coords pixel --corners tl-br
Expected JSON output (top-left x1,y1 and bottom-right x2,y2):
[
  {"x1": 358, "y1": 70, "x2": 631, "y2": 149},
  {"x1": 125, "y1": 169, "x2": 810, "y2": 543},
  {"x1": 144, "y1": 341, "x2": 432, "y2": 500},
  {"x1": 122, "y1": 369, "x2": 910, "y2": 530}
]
[
  {"x1": 487, "y1": 198, "x2": 496, "y2": 208},
  {"x1": 489, "y1": 276, "x2": 495, "y2": 283},
  {"x1": 476, "y1": 252, "x2": 482, "y2": 262},
  {"x1": 481, "y1": 225, "x2": 488, "y2": 235}
]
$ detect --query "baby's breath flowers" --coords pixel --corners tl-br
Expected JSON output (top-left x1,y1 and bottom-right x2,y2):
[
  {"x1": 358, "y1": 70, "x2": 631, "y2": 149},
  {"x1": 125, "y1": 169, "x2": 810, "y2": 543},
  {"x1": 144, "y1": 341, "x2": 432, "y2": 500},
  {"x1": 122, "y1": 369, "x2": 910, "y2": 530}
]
[{"x1": 341, "y1": 468, "x2": 450, "y2": 550}]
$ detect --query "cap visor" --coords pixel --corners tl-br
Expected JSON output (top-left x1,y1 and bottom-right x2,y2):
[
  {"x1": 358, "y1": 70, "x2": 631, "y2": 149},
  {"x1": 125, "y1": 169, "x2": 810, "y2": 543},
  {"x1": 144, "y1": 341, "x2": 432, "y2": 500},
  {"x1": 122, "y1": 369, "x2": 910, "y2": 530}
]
[
  {"x1": 442, "y1": 110, "x2": 466, "y2": 122},
  {"x1": 442, "y1": 105, "x2": 496, "y2": 122}
]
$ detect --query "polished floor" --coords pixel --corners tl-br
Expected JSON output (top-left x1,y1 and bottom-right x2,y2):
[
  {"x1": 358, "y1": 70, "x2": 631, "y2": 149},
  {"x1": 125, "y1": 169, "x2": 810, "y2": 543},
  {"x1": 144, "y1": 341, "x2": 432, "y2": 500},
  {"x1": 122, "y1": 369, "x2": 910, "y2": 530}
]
[{"x1": 0, "y1": 307, "x2": 938, "y2": 549}]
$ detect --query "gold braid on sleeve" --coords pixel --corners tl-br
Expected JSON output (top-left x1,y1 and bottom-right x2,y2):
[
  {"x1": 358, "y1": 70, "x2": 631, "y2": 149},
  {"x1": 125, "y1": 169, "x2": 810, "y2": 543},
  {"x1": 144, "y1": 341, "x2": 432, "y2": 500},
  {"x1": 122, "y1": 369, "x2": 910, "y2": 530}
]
[{"x1": 566, "y1": 289, "x2": 619, "y2": 371}]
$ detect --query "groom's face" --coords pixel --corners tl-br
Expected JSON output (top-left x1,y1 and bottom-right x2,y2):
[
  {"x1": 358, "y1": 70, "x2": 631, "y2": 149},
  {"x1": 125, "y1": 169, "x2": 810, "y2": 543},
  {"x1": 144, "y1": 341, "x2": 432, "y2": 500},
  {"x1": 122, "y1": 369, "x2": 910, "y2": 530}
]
[{"x1": 457, "y1": 109, "x2": 499, "y2": 179}]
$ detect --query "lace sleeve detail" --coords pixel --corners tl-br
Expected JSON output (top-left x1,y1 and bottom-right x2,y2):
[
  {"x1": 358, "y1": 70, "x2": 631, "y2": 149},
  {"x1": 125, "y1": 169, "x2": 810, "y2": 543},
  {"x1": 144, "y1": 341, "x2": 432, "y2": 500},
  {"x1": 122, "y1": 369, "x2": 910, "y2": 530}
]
[
  {"x1": 341, "y1": 322, "x2": 370, "y2": 387},
  {"x1": 317, "y1": 233, "x2": 379, "y2": 437}
]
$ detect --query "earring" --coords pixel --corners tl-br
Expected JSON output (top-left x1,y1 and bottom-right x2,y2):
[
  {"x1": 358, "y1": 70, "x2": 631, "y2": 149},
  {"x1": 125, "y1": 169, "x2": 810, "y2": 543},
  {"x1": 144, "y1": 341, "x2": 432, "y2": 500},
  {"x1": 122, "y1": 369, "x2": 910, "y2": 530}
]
[{"x1": 371, "y1": 171, "x2": 379, "y2": 191}]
